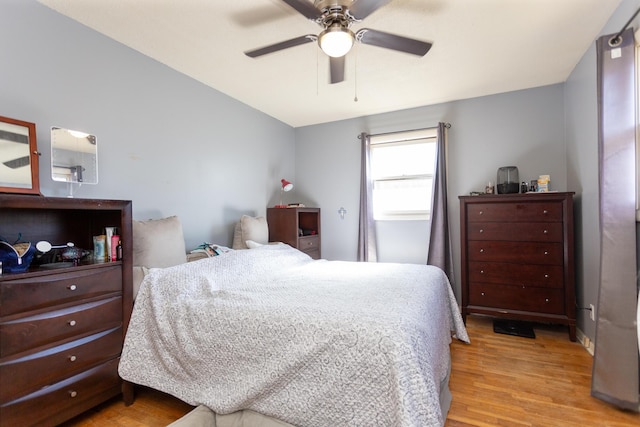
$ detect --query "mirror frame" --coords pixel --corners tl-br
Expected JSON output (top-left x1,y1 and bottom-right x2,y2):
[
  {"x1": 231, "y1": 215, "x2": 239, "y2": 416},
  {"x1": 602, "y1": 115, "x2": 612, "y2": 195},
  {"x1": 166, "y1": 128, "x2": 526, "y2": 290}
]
[{"x1": 0, "y1": 115, "x2": 40, "y2": 195}]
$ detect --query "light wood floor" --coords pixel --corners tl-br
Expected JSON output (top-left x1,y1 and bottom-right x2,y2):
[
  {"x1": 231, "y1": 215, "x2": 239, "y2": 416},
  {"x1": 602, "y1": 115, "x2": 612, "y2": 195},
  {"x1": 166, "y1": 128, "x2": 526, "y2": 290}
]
[{"x1": 62, "y1": 316, "x2": 639, "y2": 427}]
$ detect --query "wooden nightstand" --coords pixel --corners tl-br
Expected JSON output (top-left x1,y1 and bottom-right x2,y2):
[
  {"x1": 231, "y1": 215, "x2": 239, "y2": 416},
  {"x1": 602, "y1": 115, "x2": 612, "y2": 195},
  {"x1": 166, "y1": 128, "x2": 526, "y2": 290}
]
[{"x1": 267, "y1": 207, "x2": 321, "y2": 259}]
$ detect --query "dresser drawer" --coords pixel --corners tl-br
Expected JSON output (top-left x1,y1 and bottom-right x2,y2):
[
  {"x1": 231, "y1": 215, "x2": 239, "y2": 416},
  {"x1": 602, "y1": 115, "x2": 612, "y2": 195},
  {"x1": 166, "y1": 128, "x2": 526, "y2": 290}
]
[
  {"x1": 0, "y1": 266, "x2": 122, "y2": 316},
  {"x1": 467, "y1": 201, "x2": 562, "y2": 223},
  {"x1": 0, "y1": 297, "x2": 122, "y2": 358},
  {"x1": 303, "y1": 248, "x2": 320, "y2": 260},
  {"x1": 469, "y1": 262, "x2": 563, "y2": 288},
  {"x1": 467, "y1": 241, "x2": 563, "y2": 265},
  {"x1": 469, "y1": 283, "x2": 564, "y2": 314},
  {"x1": 298, "y1": 235, "x2": 320, "y2": 255},
  {"x1": 467, "y1": 222, "x2": 563, "y2": 242},
  {"x1": 0, "y1": 326, "x2": 122, "y2": 401},
  {"x1": 0, "y1": 358, "x2": 121, "y2": 427}
]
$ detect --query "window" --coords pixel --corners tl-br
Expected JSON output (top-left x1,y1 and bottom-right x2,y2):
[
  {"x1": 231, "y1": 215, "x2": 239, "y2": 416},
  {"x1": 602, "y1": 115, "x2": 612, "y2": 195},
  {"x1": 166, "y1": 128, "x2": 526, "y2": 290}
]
[{"x1": 370, "y1": 128, "x2": 437, "y2": 220}]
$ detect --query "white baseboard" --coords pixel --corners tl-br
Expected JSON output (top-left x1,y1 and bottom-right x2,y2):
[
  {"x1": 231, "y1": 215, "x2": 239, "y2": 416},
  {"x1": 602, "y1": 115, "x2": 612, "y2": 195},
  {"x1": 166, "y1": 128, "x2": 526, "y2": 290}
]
[{"x1": 576, "y1": 328, "x2": 595, "y2": 356}]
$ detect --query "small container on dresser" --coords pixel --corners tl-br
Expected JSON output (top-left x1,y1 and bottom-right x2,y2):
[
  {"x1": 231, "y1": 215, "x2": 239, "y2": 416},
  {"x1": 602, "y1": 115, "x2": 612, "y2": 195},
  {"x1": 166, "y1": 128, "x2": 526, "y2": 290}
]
[
  {"x1": 0, "y1": 195, "x2": 133, "y2": 426},
  {"x1": 267, "y1": 207, "x2": 321, "y2": 259},
  {"x1": 459, "y1": 192, "x2": 576, "y2": 341}
]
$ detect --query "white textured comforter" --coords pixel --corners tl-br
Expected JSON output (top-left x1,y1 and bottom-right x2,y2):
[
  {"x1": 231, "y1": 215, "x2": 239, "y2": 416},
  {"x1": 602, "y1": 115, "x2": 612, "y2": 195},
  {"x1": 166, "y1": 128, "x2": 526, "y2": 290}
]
[{"x1": 119, "y1": 244, "x2": 469, "y2": 427}]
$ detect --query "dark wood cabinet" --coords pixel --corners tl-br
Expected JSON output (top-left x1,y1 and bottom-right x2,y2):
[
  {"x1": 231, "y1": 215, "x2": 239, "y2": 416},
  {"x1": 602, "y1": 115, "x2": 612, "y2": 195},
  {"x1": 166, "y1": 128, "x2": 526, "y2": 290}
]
[
  {"x1": 0, "y1": 195, "x2": 133, "y2": 426},
  {"x1": 459, "y1": 192, "x2": 576, "y2": 341},
  {"x1": 267, "y1": 207, "x2": 321, "y2": 259}
]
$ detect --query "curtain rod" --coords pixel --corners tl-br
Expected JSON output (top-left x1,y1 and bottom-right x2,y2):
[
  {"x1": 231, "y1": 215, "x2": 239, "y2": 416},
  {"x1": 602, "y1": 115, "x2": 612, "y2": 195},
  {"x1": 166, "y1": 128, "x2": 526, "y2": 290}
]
[
  {"x1": 357, "y1": 122, "x2": 451, "y2": 140},
  {"x1": 610, "y1": 7, "x2": 640, "y2": 45}
]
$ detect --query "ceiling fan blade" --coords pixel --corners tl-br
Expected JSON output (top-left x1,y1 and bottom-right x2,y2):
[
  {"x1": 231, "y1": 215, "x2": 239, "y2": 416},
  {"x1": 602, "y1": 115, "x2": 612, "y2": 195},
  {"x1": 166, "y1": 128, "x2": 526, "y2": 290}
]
[
  {"x1": 231, "y1": 5, "x2": 291, "y2": 28},
  {"x1": 0, "y1": 129, "x2": 28, "y2": 144},
  {"x1": 245, "y1": 35, "x2": 317, "y2": 58},
  {"x1": 356, "y1": 28, "x2": 432, "y2": 56},
  {"x1": 3, "y1": 156, "x2": 30, "y2": 169},
  {"x1": 348, "y1": 0, "x2": 392, "y2": 20},
  {"x1": 329, "y1": 56, "x2": 345, "y2": 84},
  {"x1": 280, "y1": 0, "x2": 322, "y2": 20}
]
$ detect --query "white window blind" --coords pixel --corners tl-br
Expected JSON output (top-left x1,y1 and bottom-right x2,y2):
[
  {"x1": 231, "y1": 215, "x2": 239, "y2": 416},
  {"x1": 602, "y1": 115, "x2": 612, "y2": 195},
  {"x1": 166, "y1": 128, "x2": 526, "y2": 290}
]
[{"x1": 370, "y1": 128, "x2": 437, "y2": 220}]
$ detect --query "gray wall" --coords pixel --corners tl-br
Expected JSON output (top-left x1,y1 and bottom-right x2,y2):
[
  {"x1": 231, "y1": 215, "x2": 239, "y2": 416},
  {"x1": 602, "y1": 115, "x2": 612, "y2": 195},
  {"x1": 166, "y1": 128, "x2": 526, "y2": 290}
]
[
  {"x1": 295, "y1": 84, "x2": 567, "y2": 300},
  {"x1": 565, "y1": 0, "x2": 640, "y2": 342},
  {"x1": 4, "y1": 0, "x2": 638, "y2": 347},
  {"x1": 296, "y1": 0, "x2": 640, "y2": 346},
  {"x1": 0, "y1": 1, "x2": 296, "y2": 250}
]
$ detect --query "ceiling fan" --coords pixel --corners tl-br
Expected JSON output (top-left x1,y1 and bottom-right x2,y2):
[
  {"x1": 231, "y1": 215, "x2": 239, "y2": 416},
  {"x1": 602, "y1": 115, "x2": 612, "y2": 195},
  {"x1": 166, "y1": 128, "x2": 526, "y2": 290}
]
[
  {"x1": 0, "y1": 129, "x2": 30, "y2": 169},
  {"x1": 244, "y1": 0, "x2": 432, "y2": 84}
]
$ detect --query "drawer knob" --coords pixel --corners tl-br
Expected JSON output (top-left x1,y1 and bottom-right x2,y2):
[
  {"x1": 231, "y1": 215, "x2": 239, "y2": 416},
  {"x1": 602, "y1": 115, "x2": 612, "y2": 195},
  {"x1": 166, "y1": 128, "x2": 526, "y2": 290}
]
[
  {"x1": 69, "y1": 355, "x2": 77, "y2": 362},
  {"x1": 68, "y1": 284, "x2": 77, "y2": 291},
  {"x1": 544, "y1": 251, "x2": 549, "y2": 255},
  {"x1": 545, "y1": 298, "x2": 550, "y2": 302},
  {"x1": 69, "y1": 390, "x2": 78, "y2": 398},
  {"x1": 481, "y1": 292, "x2": 485, "y2": 296},
  {"x1": 478, "y1": 211, "x2": 484, "y2": 215},
  {"x1": 69, "y1": 320, "x2": 77, "y2": 327},
  {"x1": 479, "y1": 248, "x2": 484, "y2": 253},
  {"x1": 479, "y1": 229, "x2": 484, "y2": 233},
  {"x1": 544, "y1": 274, "x2": 549, "y2": 278},
  {"x1": 543, "y1": 210, "x2": 549, "y2": 214},
  {"x1": 543, "y1": 230, "x2": 548, "y2": 234},
  {"x1": 480, "y1": 270, "x2": 484, "y2": 274},
  {"x1": 522, "y1": 285, "x2": 526, "y2": 289}
]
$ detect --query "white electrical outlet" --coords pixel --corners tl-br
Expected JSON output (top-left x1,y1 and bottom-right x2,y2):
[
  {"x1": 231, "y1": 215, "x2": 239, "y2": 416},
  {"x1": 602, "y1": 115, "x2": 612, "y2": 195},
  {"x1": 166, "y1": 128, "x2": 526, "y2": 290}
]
[{"x1": 589, "y1": 304, "x2": 595, "y2": 321}]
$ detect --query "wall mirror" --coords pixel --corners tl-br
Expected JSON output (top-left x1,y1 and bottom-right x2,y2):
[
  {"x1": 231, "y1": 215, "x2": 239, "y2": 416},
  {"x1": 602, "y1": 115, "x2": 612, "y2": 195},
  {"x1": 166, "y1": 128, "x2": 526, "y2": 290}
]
[
  {"x1": 0, "y1": 115, "x2": 40, "y2": 195},
  {"x1": 51, "y1": 127, "x2": 98, "y2": 184}
]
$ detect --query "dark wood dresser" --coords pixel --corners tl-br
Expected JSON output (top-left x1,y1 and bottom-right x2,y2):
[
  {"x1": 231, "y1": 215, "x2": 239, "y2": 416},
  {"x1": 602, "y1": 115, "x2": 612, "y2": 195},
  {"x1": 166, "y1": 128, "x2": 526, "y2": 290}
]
[
  {"x1": 459, "y1": 192, "x2": 575, "y2": 340},
  {"x1": 267, "y1": 207, "x2": 321, "y2": 259},
  {"x1": 0, "y1": 195, "x2": 133, "y2": 426}
]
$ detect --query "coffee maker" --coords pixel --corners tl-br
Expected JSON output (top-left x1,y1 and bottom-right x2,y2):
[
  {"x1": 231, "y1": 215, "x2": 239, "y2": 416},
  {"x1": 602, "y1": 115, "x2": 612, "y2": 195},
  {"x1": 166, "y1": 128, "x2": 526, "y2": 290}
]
[{"x1": 497, "y1": 166, "x2": 519, "y2": 194}]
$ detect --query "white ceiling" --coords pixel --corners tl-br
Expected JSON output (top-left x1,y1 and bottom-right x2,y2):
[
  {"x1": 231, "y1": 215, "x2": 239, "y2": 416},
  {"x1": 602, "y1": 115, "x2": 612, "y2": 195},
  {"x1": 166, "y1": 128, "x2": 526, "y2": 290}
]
[{"x1": 37, "y1": 0, "x2": 622, "y2": 128}]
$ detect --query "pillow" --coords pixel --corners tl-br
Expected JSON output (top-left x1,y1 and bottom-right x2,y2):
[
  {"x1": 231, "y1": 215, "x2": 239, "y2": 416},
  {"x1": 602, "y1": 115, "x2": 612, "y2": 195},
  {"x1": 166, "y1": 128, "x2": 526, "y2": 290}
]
[
  {"x1": 133, "y1": 215, "x2": 187, "y2": 268},
  {"x1": 232, "y1": 215, "x2": 268, "y2": 249},
  {"x1": 246, "y1": 240, "x2": 284, "y2": 249},
  {"x1": 245, "y1": 239, "x2": 263, "y2": 249},
  {"x1": 132, "y1": 266, "x2": 149, "y2": 300}
]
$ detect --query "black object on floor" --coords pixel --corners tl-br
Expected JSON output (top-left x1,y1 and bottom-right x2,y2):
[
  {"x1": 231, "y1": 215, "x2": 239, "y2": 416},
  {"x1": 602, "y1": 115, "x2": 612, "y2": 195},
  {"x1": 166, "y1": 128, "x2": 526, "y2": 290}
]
[{"x1": 493, "y1": 319, "x2": 536, "y2": 339}]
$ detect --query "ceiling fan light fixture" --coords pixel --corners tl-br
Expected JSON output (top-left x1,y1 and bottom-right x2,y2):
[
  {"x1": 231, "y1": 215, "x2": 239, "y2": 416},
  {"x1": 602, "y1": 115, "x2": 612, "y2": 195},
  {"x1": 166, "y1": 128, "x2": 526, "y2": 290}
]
[
  {"x1": 68, "y1": 130, "x2": 90, "y2": 138},
  {"x1": 319, "y1": 26, "x2": 354, "y2": 58}
]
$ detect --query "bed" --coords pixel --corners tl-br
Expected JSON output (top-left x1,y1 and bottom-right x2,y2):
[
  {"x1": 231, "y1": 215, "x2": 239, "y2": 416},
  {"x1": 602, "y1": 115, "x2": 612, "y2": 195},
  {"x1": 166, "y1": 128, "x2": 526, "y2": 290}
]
[{"x1": 119, "y1": 244, "x2": 469, "y2": 427}]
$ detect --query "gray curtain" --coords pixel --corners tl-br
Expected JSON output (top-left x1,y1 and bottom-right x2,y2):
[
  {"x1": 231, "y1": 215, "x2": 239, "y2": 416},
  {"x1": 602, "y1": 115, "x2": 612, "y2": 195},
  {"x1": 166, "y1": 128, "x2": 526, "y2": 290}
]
[
  {"x1": 357, "y1": 132, "x2": 377, "y2": 262},
  {"x1": 592, "y1": 27, "x2": 640, "y2": 412},
  {"x1": 426, "y1": 123, "x2": 454, "y2": 283}
]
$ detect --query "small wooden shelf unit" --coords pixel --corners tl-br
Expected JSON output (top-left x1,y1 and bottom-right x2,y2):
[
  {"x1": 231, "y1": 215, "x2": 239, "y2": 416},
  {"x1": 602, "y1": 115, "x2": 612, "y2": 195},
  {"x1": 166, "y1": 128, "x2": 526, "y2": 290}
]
[{"x1": 267, "y1": 207, "x2": 321, "y2": 259}]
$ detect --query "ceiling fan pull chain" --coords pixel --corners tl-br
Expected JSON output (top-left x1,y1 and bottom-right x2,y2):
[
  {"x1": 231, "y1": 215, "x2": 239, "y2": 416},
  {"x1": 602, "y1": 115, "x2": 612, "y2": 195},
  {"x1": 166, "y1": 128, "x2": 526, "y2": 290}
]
[{"x1": 354, "y1": 44, "x2": 359, "y2": 102}]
